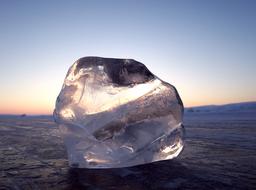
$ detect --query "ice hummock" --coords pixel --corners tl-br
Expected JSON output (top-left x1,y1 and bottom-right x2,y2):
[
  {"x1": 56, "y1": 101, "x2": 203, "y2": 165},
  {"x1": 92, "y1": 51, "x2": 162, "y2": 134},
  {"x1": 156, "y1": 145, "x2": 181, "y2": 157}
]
[{"x1": 54, "y1": 56, "x2": 184, "y2": 168}]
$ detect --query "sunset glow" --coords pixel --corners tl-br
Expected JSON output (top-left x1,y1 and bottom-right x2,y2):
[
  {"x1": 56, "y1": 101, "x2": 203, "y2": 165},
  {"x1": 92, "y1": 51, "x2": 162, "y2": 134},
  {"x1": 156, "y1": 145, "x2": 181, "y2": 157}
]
[{"x1": 0, "y1": 0, "x2": 255, "y2": 115}]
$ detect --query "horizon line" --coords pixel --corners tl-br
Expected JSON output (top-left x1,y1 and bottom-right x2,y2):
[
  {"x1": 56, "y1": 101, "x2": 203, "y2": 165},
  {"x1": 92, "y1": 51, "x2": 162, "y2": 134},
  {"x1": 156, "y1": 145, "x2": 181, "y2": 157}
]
[{"x1": 1, "y1": 100, "x2": 255, "y2": 116}]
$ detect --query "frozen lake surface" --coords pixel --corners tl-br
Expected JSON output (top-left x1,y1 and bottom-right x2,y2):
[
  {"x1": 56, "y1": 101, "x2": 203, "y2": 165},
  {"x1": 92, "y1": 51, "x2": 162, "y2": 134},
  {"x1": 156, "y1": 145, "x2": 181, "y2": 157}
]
[{"x1": 0, "y1": 112, "x2": 255, "y2": 189}]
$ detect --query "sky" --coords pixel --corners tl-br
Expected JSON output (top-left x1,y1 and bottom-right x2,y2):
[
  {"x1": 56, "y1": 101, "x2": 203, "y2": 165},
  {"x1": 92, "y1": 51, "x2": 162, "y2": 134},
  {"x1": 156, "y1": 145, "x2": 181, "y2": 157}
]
[{"x1": 0, "y1": 0, "x2": 256, "y2": 114}]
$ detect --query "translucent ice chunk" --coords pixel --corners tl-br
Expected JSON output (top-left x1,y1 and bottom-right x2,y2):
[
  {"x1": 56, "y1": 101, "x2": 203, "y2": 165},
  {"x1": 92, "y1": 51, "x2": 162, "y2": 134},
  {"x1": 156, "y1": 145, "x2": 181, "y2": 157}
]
[{"x1": 54, "y1": 56, "x2": 184, "y2": 168}]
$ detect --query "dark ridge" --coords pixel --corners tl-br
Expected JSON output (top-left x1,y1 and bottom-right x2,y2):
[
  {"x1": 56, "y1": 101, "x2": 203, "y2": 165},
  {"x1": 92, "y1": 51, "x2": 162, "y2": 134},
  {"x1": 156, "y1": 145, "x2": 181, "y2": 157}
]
[{"x1": 185, "y1": 101, "x2": 256, "y2": 113}]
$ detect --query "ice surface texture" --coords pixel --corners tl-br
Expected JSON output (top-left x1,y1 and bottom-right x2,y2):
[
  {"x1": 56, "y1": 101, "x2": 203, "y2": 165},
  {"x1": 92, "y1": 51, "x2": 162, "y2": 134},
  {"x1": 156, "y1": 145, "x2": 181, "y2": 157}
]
[{"x1": 54, "y1": 57, "x2": 184, "y2": 168}]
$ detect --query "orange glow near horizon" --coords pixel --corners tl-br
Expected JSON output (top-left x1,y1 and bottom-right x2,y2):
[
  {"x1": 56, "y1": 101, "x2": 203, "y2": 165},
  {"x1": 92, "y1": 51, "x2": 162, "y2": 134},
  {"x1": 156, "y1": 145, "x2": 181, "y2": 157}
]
[
  {"x1": 0, "y1": 71, "x2": 255, "y2": 115},
  {"x1": 0, "y1": 101, "x2": 54, "y2": 115},
  {"x1": 0, "y1": 89, "x2": 57, "y2": 115},
  {"x1": 0, "y1": 91, "x2": 255, "y2": 115}
]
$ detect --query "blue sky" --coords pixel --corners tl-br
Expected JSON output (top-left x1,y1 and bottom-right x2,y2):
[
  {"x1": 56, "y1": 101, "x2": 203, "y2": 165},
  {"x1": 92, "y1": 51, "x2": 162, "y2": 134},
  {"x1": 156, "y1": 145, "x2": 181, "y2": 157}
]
[{"x1": 0, "y1": 0, "x2": 255, "y2": 114}]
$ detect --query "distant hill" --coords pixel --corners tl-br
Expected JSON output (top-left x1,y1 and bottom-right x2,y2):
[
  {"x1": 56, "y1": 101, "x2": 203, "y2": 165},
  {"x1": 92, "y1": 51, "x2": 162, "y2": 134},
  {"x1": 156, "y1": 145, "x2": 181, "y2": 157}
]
[{"x1": 185, "y1": 102, "x2": 256, "y2": 113}]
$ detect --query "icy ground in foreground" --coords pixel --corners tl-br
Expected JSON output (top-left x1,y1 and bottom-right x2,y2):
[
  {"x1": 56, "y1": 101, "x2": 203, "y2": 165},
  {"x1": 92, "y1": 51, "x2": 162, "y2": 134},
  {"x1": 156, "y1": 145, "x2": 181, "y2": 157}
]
[{"x1": 0, "y1": 110, "x2": 255, "y2": 189}]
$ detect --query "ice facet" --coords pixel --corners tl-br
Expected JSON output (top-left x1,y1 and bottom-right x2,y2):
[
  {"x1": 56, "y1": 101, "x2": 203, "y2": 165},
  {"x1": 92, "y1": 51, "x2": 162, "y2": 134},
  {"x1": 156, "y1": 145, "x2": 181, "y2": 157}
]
[{"x1": 54, "y1": 56, "x2": 184, "y2": 168}]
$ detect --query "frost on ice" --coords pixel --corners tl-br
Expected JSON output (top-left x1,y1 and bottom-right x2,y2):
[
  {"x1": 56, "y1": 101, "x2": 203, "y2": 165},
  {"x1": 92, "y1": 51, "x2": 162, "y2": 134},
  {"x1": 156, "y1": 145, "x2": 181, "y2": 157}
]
[{"x1": 54, "y1": 56, "x2": 184, "y2": 168}]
